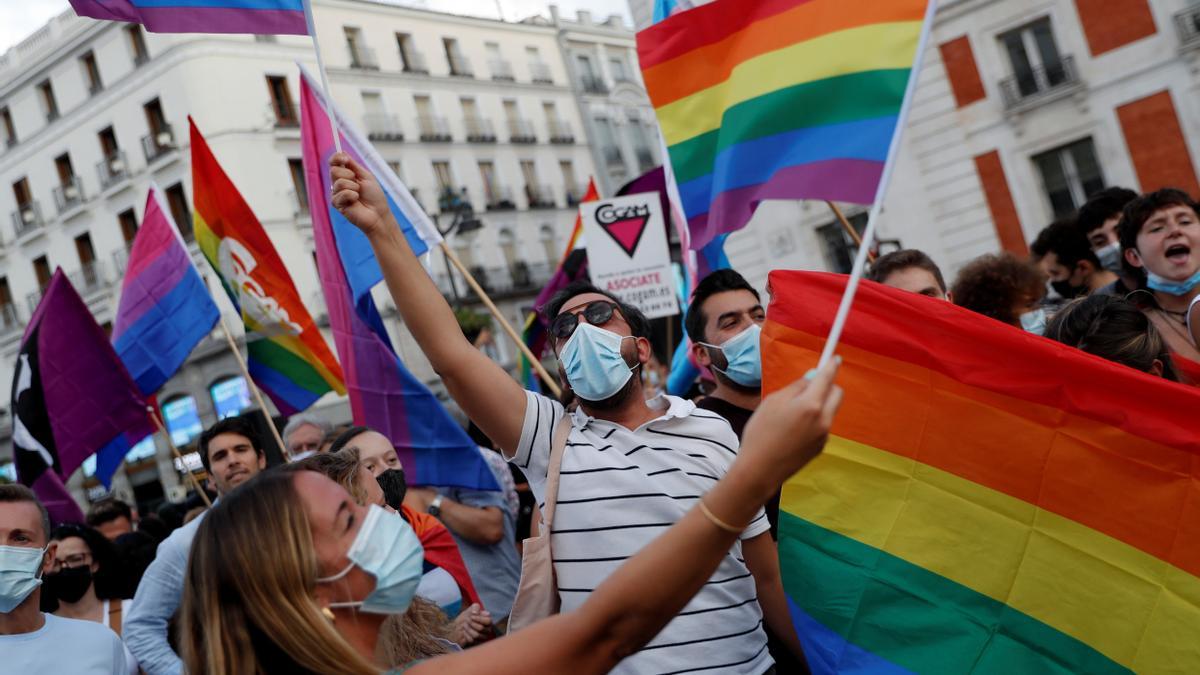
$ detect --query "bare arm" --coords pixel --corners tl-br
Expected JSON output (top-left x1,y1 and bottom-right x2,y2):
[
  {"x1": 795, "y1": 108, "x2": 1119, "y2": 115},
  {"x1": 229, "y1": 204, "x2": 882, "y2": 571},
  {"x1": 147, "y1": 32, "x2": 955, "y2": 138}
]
[
  {"x1": 410, "y1": 360, "x2": 843, "y2": 675},
  {"x1": 330, "y1": 154, "x2": 528, "y2": 454},
  {"x1": 743, "y1": 532, "x2": 808, "y2": 662},
  {"x1": 408, "y1": 488, "x2": 504, "y2": 545}
]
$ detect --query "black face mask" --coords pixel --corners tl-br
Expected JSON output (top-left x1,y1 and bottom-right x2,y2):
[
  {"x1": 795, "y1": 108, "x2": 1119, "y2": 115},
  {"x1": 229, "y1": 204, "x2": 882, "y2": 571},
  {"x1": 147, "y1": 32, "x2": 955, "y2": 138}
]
[
  {"x1": 1051, "y1": 278, "x2": 1087, "y2": 300},
  {"x1": 45, "y1": 566, "x2": 93, "y2": 604},
  {"x1": 376, "y1": 469, "x2": 408, "y2": 511}
]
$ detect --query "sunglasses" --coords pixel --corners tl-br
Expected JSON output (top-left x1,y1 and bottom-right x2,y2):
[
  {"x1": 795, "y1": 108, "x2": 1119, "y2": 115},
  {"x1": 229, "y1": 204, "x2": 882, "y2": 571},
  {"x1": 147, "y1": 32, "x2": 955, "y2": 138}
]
[{"x1": 551, "y1": 301, "x2": 621, "y2": 340}]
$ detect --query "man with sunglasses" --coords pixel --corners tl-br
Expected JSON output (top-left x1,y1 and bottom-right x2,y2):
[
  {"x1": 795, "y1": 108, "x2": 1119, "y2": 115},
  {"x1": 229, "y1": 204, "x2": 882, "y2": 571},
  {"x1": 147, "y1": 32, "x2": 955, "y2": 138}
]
[{"x1": 330, "y1": 154, "x2": 788, "y2": 674}]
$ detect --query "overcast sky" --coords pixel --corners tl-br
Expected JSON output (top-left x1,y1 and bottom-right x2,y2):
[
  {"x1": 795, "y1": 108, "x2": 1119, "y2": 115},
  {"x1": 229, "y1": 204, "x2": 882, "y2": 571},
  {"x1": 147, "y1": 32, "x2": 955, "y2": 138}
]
[{"x1": 0, "y1": 0, "x2": 633, "y2": 53}]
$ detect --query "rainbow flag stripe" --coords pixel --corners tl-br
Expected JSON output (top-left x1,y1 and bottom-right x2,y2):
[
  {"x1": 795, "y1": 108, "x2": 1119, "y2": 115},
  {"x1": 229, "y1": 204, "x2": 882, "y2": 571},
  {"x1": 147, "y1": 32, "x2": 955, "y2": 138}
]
[
  {"x1": 637, "y1": 0, "x2": 931, "y2": 250},
  {"x1": 190, "y1": 119, "x2": 345, "y2": 416},
  {"x1": 68, "y1": 0, "x2": 308, "y2": 35},
  {"x1": 763, "y1": 271, "x2": 1200, "y2": 674}
]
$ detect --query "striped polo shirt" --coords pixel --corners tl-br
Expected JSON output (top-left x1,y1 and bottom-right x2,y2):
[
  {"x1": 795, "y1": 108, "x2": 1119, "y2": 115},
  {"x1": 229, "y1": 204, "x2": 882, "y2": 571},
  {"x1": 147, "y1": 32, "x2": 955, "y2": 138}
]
[{"x1": 513, "y1": 392, "x2": 772, "y2": 675}]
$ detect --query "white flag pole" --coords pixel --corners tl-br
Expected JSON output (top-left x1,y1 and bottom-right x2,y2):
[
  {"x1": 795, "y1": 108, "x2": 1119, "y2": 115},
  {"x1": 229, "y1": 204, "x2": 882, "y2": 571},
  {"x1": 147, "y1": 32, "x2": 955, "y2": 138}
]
[
  {"x1": 817, "y1": 0, "x2": 938, "y2": 368},
  {"x1": 302, "y1": 0, "x2": 342, "y2": 153}
]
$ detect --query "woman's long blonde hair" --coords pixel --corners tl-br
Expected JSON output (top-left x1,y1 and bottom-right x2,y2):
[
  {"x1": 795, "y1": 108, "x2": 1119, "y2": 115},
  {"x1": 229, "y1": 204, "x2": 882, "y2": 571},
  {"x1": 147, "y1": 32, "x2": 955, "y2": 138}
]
[{"x1": 180, "y1": 471, "x2": 380, "y2": 675}]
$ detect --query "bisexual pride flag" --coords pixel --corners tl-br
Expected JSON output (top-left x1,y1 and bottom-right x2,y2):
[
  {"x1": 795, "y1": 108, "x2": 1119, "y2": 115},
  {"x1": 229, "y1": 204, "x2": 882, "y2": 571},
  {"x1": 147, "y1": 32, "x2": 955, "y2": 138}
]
[
  {"x1": 69, "y1": 0, "x2": 308, "y2": 35},
  {"x1": 763, "y1": 271, "x2": 1200, "y2": 673},
  {"x1": 300, "y1": 68, "x2": 497, "y2": 490}
]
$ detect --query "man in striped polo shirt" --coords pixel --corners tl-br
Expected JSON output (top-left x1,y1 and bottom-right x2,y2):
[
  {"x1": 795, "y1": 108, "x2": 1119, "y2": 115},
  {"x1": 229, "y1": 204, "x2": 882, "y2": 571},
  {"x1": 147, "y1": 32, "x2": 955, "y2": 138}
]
[{"x1": 329, "y1": 155, "x2": 803, "y2": 674}]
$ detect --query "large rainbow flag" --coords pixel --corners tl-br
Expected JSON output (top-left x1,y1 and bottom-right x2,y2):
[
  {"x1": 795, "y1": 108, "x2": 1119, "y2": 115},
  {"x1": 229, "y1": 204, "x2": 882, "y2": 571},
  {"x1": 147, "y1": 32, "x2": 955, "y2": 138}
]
[
  {"x1": 637, "y1": 0, "x2": 933, "y2": 250},
  {"x1": 191, "y1": 118, "x2": 345, "y2": 416},
  {"x1": 763, "y1": 271, "x2": 1200, "y2": 673},
  {"x1": 68, "y1": 0, "x2": 308, "y2": 35}
]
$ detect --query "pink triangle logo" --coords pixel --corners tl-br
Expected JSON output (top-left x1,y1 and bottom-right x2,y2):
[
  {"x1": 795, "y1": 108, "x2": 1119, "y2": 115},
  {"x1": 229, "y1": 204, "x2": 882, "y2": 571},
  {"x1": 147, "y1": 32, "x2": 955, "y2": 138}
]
[{"x1": 601, "y1": 215, "x2": 649, "y2": 257}]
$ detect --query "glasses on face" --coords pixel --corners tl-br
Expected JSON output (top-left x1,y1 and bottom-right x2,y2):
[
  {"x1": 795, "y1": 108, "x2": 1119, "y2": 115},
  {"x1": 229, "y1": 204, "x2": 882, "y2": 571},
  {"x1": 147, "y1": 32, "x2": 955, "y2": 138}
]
[
  {"x1": 51, "y1": 552, "x2": 91, "y2": 571},
  {"x1": 551, "y1": 301, "x2": 621, "y2": 340}
]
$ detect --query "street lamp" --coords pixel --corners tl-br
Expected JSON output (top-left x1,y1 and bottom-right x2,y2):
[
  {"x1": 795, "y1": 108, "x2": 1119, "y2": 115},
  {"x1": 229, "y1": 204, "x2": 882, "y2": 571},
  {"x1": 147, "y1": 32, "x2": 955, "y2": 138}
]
[{"x1": 432, "y1": 187, "x2": 483, "y2": 307}]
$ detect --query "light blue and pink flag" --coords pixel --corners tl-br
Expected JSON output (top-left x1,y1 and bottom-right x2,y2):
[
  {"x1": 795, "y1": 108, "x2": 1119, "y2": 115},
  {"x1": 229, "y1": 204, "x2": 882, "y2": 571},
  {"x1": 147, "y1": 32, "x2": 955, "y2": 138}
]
[
  {"x1": 299, "y1": 69, "x2": 497, "y2": 491},
  {"x1": 112, "y1": 186, "x2": 220, "y2": 398},
  {"x1": 68, "y1": 0, "x2": 308, "y2": 35}
]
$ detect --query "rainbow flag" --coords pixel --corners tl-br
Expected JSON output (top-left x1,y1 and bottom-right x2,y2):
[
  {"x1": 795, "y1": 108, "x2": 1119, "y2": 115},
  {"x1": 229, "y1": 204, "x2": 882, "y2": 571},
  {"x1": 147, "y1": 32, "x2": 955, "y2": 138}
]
[
  {"x1": 763, "y1": 271, "x2": 1200, "y2": 674},
  {"x1": 190, "y1": 118, "x2": 345, "y2": 416},
  {"x1": 637, "y1": 0, "x2": 933, "y2": 250},
  {"x1": 68, "y1": 0, "x2": 308, "y2": 35}
]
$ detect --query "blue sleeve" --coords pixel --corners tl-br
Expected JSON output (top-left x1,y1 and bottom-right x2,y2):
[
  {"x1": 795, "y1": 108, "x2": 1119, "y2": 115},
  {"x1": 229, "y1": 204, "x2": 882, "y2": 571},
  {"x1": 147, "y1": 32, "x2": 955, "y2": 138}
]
[
  {"x1": 123, "y1": 532, "x2": 188, "y2": 675},
  {"x1": 449, "y1": 487, "x2": 507, "y2": 509}
]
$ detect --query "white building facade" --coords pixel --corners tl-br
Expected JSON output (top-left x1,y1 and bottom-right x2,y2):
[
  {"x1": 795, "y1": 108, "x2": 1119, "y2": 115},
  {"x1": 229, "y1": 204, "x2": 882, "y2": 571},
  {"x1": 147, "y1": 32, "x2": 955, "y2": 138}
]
[{"x1": 0, "y1": 0, "x2": 608, "y2": 513}]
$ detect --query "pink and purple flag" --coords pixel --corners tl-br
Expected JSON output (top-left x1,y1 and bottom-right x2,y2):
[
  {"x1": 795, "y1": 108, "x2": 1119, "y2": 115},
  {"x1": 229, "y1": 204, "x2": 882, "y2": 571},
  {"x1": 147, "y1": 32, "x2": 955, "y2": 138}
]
[
  {"x1": 299, "y1": 70, "x2": 497, "y2": 491},
  {"x1": 11, "y1": 271, "x2": 156, "y2": 522},
  {"x1": 68, "y1": 0, "x2": 308, "y2": 35},
  {"x1": 112, "y1": 186, "x2": 220, "y2": 398}
]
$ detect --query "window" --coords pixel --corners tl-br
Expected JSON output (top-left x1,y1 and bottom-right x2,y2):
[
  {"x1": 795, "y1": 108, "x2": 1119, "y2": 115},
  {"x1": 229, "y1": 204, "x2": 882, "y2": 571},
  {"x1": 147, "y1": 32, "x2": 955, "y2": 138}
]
[
  {"x1": 817, "y1": 211, "x2": 868, "y2": 273},
  {"x1": 75, "y1": 233, "x2": 101, "y2": 288},
  {"x1": 210, "y1": 376, "x2": 252, "y2": 420},
  {"x1": 98, "y1": 126, "x2": 119, "y2": 157},
  {"x1": 33, "y1": 255, "x2": 52, "y2": 290},
  {"x1": 266, "y1": 76, "x2": 297, "y2": 126},
  {"x1": 12, "y1": 177, "x2": 31, "y2": 208},
  {"x1": 540, "y1": 223, "x2": 558, "y2": 263},
  {"x1": 163, "y1": 396, "x2": 203, "y2": 446},
  {"x1": 387, "y1": 160, "x2": 403, "y2": 179},
  {"x1": 286, "y1": 158, "x2": 308, "y2": 213},
  {"x1": 118, "y1": 208, "x2": 138, "y2": 244},
  {"x1": 127, "y1": 25, "x2": 149, "y2": 65},
  {"x1": 143, "y1": 98, "x2": 174, "y2": 161},
  {"x1": 1034, "y1": 138, "x2": 1105, "y2": 217},
  {"x1": 577, "y1": 54, "x2": 605, "y2": 93},
  {"x1": 345, "y1": 27, "x2": 376, "y2": 69},
  {"x1": 396, "y1": 33, "x2": 426, "y2": 73},
  {"x1": 433, "y1": 161, "x2": 454, "y2": 192},
  {"x1": 594, "y1": 116, "x2": 623, "y2": 166},
  {"x1": 527, "y1": 46, "x2": 552, "y2": 83},
  {"x1": 487, "y1": 42, "x2": 513, "y2": 81},
  {"x1": 165, "y1": 182, "x2": 193, "y2": 241},
  {"x1": 0, "y1": 276, "x2": 15, "y2": 331},
  {"x1": 0, "y1": 106, "x2": 15, "y2": 147},
  {"x1": 444, "y1": 38, "x2": 471, "y2": 76},
  {"x1": 37, "y1": 80, "x2": 59, "y2": 122},
  {"x1": 80, "y1": 51, "x2": 103, "y2": 94},
  {"x1": 54, "y1": 153, "x2": 76, "y2": 187},
  {"x1": 55, "y1": 153, "x2": 83, "y2": 210},
  {"x1": 479, "y1": 161, "x2": 500, "y2": 205},
  {"x1": 609, "y1": 56, "x2": 629, "y2": 83},
  {"x1": 560, "y1": 160, "x2": 579, "y2": 203},
  {"x1": 626, "y1": 121, "x2": 655, "y2": 172},
  {"x1": 81, "y1": 435, "x2": 157, "y2": 478},
  {"x1": 999, "y1": 18, "x2": 1070, "y2": 102}
]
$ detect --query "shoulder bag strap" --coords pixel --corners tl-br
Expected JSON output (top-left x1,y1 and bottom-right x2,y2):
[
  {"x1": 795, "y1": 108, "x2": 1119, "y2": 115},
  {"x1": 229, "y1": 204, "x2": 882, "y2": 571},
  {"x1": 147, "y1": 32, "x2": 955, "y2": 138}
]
[{"x1": 540, "y1": 416, "x2": 574, "y2": 532}]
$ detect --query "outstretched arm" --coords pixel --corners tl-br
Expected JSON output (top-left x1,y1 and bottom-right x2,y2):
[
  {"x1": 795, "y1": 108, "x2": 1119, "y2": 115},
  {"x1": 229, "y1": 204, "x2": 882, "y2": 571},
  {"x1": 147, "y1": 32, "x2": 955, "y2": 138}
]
[
  {"x1": 330, "y1": 154, "x2": 528, "y2": 454},
  {"x1": 411, "y1": 360, "x2": 843, "y2": 675}
]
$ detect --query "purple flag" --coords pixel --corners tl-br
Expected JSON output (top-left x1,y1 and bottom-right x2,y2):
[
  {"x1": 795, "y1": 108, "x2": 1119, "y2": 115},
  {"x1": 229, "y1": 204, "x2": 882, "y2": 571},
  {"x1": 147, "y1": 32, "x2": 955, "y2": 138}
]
[{"x1": 11, "y1": 271, "x2": 155, "y2": 522}]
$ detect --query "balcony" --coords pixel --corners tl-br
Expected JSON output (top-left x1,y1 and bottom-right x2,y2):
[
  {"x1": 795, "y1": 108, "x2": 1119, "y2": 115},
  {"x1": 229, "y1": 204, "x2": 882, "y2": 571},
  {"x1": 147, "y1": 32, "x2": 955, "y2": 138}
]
[
  {"x1": 141, "y1": 125, "x2": 177, "y2": 164},
  {"x1": 112, "y1": 243, "x2": 134, "y2": 276},
  {"x1": 417, "y1": 115, "x2": 452, "y2": 142},
  {"x1": 272, "y1": 102, "x2": 300, "y2": 128},
  {"x1": 464, "y1": 117, "x2": 497, "y2": 143},
  {"x1": 71, "y1": 260, "x2": 109, "y2": 296},
  {"x1": 448, "y1": 54, "x2": 474, "y2": 78},
  {"x1": 581, "y1": 75, "x2": 609, "y2": 95},
  {"x1": 602, "y1": 145, "x2": 625, "y2": 168},
  {"x1": 365, "y1": 113, "x2": 404, "y2": 141},
  {"x1": 525, "y1": 184, "x2": 557, "y2": 209},
  {"x1": 11, "y1": 202, "x2": 44, "y2": 239},
  {"x1": 88, "y1": 81, "x2": 104, "y2": 97},
  {"x1": 53, "y1": 176, "x2": 86, "y2": 215},
  {"x1": 401, "y1": 50, "x2": 429, "y2": 74},
  {"x1": 530, "y1": 62, "x2": 553, "y2": 84},
  {"x1": 1000, "y1": 55, "x2": 1081, "y2": 111},
  {"x1": 4, "y1": 136, "x2": 15, "y2": 150},
  {"x1": 438, "y1": 187, "x2": 471, "y2": 213},
  {"x1": 96, "y1": 152, "x2": 131, "y2": 191},
  {"x1": 490, "y1": 58, "x2": 515, "y2": 81},
  {"x1": 348, "y1": 45, "x2": 379, "y2": 70},
  {"x1": 1177, "y1": 6, "x2": 1200, "y2": 50},
  {"x1": 549, "y1": 120, "x2": 575, "y2": 144},
  {"x1": 507, "y1": 118, "x2": 537, "y2": 144},
  {"x1": 26, "y1": 287, "x2": 48, "y2": 314},
  {"x1": 566, "y1": 189, "x2": 584, "y2": 207},
  {"x1": 441, "y1": 261, "x2": 554, "y2": 302},
  {"x1": 484, "y1": 186, "x2": 516, "y2": 211},
  {"x1": 0, "y1": 303, "x2": 19, "y2": 337},
  {"x1": 635, "y1": 147, "x2": 656, "y2": 172}
]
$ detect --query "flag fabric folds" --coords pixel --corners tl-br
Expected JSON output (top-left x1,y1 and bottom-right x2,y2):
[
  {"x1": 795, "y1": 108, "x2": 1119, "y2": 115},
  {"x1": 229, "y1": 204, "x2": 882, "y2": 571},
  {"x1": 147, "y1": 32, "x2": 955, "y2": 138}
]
[
  {"x1": 11, "y1": 272, "x2": 155, "y2": 519},
  {"x1": 112, "y1": 187, "x2": 219, "y2": 397},
  {"x1": 300, "y1": 73, "x2": 497, "y2": 491},
  {"x1": 637, "y1": 0, "x2": 933, "y2": 250},
  {"x1": 68, "y1": 0, "x2": 308, "y2": 35},
  {"x1": 763, "y1": 270, "x2": 1200, "y2": 674},
  {"x1": 190, "y1": 118, "x2": 345, "y2": 416}
]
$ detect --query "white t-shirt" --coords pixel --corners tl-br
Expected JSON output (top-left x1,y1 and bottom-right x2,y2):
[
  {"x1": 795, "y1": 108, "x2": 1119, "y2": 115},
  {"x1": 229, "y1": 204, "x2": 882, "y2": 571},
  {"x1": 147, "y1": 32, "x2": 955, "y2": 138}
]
[
  {"x1": 513, "y1": 392, "x2": 772, "y2": 675},
  {"x1": 0, "y1": 612, "x2": 128, "y2": 674}
]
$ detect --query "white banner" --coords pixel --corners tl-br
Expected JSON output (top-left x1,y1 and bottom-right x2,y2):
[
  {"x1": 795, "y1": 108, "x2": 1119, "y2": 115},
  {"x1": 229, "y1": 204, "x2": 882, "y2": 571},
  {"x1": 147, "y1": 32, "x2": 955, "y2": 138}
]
[{"x1": 581, "y1": 193, "x2": 680, "y2": 319}]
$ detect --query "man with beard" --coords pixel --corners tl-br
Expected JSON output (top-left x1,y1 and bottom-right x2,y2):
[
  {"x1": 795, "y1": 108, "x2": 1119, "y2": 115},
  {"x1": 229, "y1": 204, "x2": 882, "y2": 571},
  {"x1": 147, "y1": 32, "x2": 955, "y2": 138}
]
[{"x1": 328, "y1": 153, "x2": 798, "y2": 674}]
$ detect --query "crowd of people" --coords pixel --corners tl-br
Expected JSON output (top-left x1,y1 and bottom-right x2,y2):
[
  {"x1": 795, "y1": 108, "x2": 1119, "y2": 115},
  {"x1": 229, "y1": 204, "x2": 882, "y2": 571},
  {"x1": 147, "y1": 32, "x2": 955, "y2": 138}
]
[{"x1": 1, "y1": 154, "x2": 1197, "y2": 674}]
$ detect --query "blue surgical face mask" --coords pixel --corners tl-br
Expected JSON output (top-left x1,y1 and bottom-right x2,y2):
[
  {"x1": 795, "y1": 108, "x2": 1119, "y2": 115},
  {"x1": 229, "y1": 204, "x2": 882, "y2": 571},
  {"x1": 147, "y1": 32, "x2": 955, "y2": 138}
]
[
  {"x1": 701, "y1": 323, "x2": 762, "y2": 388},
  {"x1": 1146, "y1": 269, "x2": 1200, "y2": 296},
  {"x1": 1020, "y1": 308, "x2": 1047, "y2": 335},
  {"x1": 557, "y1": 323, "x2": 637, "y2": 401},
  {"x1": 318, "y1": 505, "x2": 424, "y2": 615},
  {"x1": 0, "y1": 545, "x2": 47, "y2": 613},
  {"x1": 1095, "y1": 242, "x2": 1122, "y2": 274}
]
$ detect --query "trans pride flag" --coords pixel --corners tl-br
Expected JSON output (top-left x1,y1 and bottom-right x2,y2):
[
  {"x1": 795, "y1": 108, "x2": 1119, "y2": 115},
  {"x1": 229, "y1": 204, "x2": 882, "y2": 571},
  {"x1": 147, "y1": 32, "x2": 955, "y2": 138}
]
[
  {"x1": 68, "y1": 0, "x2": 308, "y2": 35},
  {"x1": 112, "y1": 186, "x2": 219, "y2": 396},
  {"x1": 638, "y1": 0, "x2": 934, "y2": 250},
  {"x1": 764, "y1": 271, "x2": 1200, "y2": 673},
  {"x1": 191, "y1": 118, "x2": 345, "y2": 416},
  {"x1": 300, "y1": 71, "x2": 497, "y2": 490}
]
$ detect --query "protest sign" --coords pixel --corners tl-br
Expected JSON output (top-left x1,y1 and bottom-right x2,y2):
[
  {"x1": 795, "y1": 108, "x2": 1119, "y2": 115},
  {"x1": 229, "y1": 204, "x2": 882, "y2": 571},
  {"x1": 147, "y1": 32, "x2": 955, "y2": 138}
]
[{"x1": 580, "y1": 192, "x2": 680, "y2": 319}]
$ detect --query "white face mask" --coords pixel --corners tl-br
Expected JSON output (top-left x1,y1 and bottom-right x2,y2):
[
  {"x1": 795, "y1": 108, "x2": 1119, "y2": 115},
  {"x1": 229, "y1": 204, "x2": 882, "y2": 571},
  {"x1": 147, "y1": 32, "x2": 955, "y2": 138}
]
[
  {"x1": 317, "y1": 505, "x2": 424, "y2": 615},
  {"x1": 557, "y1": 323, "x2": 637, "y2": 401},
  {"x1": 1095, "y1": 241, "x2": 1122, "y2": 274},
  {"x1": 0, "y1": 545, "x2": 46, "y2": 613}
]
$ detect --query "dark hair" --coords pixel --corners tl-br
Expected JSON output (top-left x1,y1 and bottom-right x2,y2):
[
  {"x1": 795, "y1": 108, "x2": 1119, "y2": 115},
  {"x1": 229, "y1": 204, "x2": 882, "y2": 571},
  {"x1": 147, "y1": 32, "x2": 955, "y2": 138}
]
[
  {"x1": 951, "y1": 253, "x2": 1045, "y2": 326},
  {"x1": 684, "y1": 269, "x2": 760, "y2": 344},
  {"x1": 543, "y1": 280, "x2": 651, "y2": 341},
  {"x1": 866, "y1": 249, "x2": 947, "y2": 293},
  {"x1": 1046, "y1": 295, "x2": 1179, "y2": 381},
  {"x1": 198, "y1": 416, "x2": 264, "y2": 472},
  {"x1": 50, "y1": 522, "x2": 122, "y2": 599},
  {"x1": 1076, "y1": 187, "x2": 1138, "y2": 236},
  {"x1": 1030, "y1": 220, "x2": 1100, "y2": 269},
  {"x1": 109, "y1": 531, "x2": 159, "y2": 599},
  {"x1": 86, "y1": 497, "x2": 133, "y2": 529},
  {"x1": 1117, "y1": 188, "x2": 1200, "y2": 282},
  {"x1": 376, "y1": 469, "x2": 408, "y2": 511},
  {"x1": 327, "y1": 425, "x2": 372, "y2": 455},
  {"x1": 0, "y1": 483, "x2": 51, "y2": 542}
]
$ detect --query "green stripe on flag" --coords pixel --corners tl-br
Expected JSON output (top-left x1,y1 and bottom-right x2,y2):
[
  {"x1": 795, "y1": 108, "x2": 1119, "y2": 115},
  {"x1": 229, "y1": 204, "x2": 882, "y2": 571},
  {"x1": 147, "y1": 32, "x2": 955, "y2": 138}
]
[
  {"x1": 669, "y1": 69, "x2": 911, "y2": 184},
  {"x1": 778, "y1": 511, "x2": 1130, "y2": 675},
  {"x1": 246, "y1": 338, "x2": 331, "y2": 395}
]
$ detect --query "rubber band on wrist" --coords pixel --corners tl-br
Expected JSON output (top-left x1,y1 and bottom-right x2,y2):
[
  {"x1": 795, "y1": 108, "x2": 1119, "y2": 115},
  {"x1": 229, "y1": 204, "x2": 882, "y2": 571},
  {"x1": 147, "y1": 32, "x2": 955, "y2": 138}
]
[{"x1": 698, "y1": 499, "x2": 743, "y2": 534}]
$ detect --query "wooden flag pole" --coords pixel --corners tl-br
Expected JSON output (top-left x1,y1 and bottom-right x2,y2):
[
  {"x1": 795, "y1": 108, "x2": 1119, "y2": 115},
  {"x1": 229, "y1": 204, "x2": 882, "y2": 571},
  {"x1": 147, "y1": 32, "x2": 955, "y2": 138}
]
[
  {"x1": 439, "y1": 242, "x2": 562, "y2": 399},
  {"x1": 148, "y1": 406, "x2": 212, "y2": 508},
  {"x1": 826, "y1": 201, "x2": 876, "y2": 264},
  {"x1": 218, "y1": 320, "x2": 293, "y2": 461}
]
